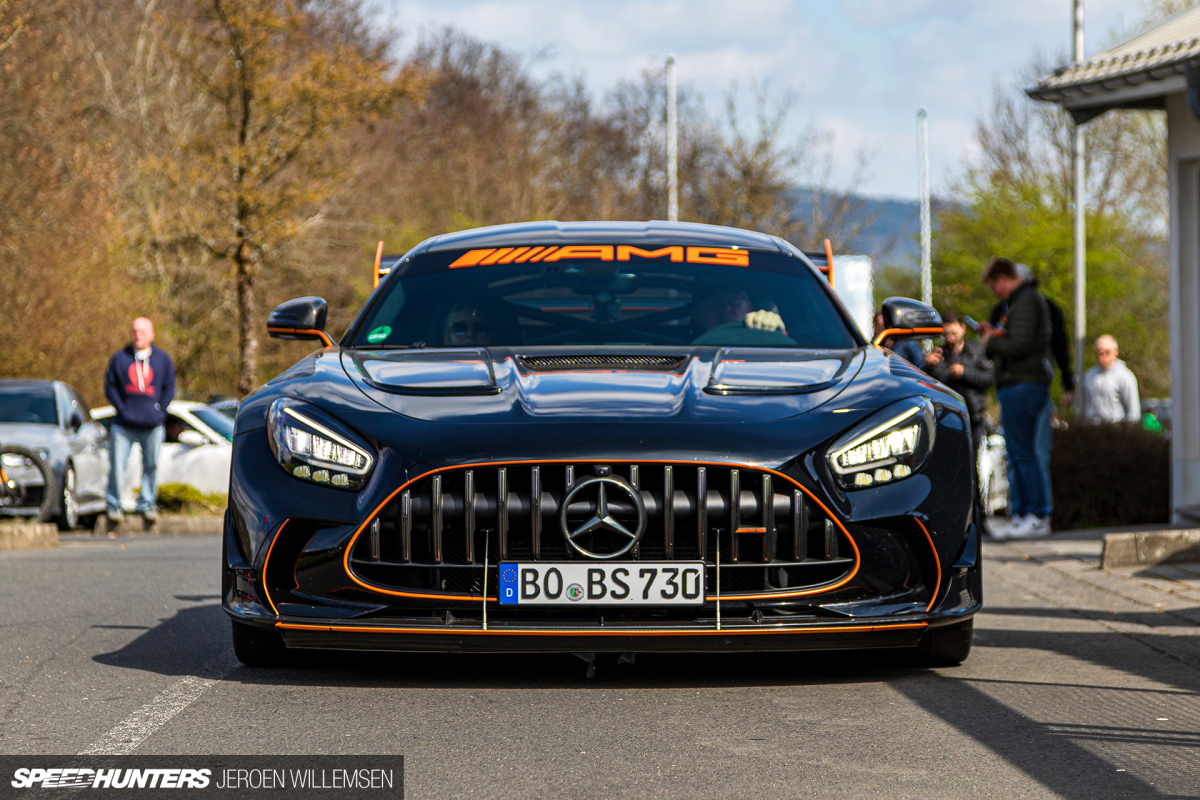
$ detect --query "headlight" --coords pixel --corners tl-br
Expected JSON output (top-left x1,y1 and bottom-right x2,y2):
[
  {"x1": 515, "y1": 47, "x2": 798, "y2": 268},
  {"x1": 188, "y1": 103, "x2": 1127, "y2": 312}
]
[
  {"x1": 268, "y1": 398, "x2": 375, "y2": 491},
  {"x1": 827, "y1": 398, "x2": 935, "y2": 489},
  {"x1": 0, "y1": 450, "x2": 47, "y2": 467}
]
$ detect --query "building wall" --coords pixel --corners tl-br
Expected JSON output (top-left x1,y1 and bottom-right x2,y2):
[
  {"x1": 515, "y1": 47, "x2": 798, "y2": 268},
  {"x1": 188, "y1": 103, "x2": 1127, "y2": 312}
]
[{"x1": 1166, "y1": 92, "x2": 1200, "y2": 521}]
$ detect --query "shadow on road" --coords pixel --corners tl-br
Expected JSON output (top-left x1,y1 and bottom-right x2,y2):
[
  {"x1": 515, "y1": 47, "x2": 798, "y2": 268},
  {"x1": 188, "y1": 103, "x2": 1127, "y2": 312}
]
[
  {"x1": 892, "y1": 676, "x2": 1180, "y2": 800},
  {"x1": 94, "y1": 601, "x2": 1200, "y2": 694},
  {"x1": 93, "y1": 600, "x2": 1200, "y2": 798}
]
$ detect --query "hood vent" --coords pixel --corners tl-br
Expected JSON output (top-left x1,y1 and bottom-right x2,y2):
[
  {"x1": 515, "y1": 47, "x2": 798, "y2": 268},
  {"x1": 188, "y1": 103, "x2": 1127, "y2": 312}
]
[
  {"x1": 519, "y1": 354, "x2": 687, "y2": 372},
  {"x1": 888, "y1": 357, "x2": 928, "y2": 381}
]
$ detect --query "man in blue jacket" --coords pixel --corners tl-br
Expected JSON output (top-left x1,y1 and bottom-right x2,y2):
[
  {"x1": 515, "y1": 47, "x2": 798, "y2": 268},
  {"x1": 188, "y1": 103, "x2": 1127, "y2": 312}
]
[{"x1": 104, "y1": 317, "x2": 176, "y2": 529}]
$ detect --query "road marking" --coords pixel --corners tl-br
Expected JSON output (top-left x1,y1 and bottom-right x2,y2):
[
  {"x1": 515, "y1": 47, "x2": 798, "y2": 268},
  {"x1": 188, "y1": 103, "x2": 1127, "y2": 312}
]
[{"x1": 79, "y1": 651, "x2": 238, "y2": 756}]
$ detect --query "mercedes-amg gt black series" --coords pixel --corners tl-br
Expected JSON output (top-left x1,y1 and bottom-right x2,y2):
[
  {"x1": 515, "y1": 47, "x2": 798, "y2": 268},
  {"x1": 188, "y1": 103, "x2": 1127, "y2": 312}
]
[{"x1": 224, "y1": 221, "x2": 980, "y2": 667}]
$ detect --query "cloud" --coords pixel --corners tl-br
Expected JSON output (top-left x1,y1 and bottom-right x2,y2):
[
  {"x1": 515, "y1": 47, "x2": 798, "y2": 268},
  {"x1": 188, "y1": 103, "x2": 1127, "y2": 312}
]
[{"x1": 373, "y1": 0, "x2": 1141, "y2": 199}]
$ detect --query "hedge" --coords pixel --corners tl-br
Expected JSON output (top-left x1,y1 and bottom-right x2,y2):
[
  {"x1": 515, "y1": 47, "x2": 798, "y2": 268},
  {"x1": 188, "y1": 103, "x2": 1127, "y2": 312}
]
[{"x1": 1050, "y1": 422, "x2": 1170, "y2": 530}]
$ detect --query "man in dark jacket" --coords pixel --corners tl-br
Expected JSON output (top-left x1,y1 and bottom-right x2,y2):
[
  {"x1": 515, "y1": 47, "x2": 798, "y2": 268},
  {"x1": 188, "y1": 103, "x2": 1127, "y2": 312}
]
[
  {"x1": 924, "y1": 311, "x2": 994, "y2": 450},
  {"x1": 996, "y1": 264, "x2": 1073, "y2": 519},
  {"x1": 980, "y1": 258, "x2": 1053, "y2": 539},
  {"x1": 104, "y1": 317, "x2": 176, "y2": 528}
]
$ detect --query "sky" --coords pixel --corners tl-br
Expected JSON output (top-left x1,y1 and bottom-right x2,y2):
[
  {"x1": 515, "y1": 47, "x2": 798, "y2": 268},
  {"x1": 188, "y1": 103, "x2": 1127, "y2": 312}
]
[{"x1": 373, "y1": 0, "x2": 1151, "y2": 201}]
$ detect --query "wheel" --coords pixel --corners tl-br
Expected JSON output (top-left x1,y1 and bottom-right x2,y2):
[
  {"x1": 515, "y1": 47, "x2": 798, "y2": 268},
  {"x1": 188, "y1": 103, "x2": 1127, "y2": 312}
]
[
  {"x1": 915, "y1": 618, "x2": 974, "y2": 666},
  {"x1": 231, "y1": 620, "x2": 290, "y2": 667},
  {"x1": 0, "y1": 445, "x2": 56, "y2": 522},
  {"x1": 55, "y1": 466, "x2": 79, "y2": 531}
]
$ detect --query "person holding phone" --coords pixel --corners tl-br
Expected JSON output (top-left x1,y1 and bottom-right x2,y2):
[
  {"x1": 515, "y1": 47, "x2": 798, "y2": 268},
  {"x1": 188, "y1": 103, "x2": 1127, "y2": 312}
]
[{"x1": 924, "y1": 311, "x2": 994, "y2": 453}]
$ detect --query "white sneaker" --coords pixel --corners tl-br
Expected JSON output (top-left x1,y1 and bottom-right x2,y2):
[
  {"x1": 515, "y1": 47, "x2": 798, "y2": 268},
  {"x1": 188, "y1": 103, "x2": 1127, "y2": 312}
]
[
  {"x1": 1006, "y1": 515, "x2": 1050, "y2": 539},
  {"x1": 987, "y1": 515, "x2": 1025, "y2": 540}
]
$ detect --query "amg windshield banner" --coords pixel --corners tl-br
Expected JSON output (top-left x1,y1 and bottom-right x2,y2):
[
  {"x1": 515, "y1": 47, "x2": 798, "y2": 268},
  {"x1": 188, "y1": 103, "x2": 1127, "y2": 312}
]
[{"x1": 1, "y1": 756, "x2": 403, "y2": 799}]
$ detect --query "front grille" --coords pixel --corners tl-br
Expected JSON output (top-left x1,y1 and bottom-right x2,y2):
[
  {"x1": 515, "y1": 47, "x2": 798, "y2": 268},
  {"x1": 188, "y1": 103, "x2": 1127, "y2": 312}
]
[
  {"x1": 519, "y1": 355, "x2": 687, "y2": 371},
  {"x1": 349, "y1": 461, "x2": 854, "y2": 598}
]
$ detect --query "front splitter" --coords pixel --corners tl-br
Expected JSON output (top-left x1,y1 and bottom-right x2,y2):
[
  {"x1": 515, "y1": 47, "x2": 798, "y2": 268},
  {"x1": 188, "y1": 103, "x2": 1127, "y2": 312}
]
[{"x1": 276, "y1": 619, "x2": 930, "y2": 653}]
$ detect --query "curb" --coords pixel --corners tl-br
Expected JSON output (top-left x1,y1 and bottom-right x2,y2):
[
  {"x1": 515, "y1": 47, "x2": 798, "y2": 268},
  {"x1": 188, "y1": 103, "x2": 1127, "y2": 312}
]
[
  {"x1": 1101, "y1": 528, "x2": 1200, "y2": 568},
  {"x1": 93, "y1": 515, "x2": 223, "y2": 537},
  {"x1": 0, "y1": 523, "x2": 60, "y2": 551}
]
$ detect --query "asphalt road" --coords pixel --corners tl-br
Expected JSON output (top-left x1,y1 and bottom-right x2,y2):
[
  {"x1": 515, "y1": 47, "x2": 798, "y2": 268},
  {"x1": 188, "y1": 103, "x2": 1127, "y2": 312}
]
[{"x1": 1, "y1": 535, "x2": 1198, "y2": 800}]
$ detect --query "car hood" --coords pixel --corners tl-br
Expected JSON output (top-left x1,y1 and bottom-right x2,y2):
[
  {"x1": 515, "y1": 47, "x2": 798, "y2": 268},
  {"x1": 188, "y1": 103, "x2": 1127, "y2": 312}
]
[
  {"x1": 338, "y1": 347, "x2": 864, "y2": 424},
  {"x1": 0, "y1": 423, "x2": 60, "y2": 450}
]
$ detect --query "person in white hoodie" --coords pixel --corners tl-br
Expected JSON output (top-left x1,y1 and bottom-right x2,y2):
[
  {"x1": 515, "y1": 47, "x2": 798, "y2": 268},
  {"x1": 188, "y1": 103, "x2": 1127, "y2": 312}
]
[{"x1": 1082, "y1": 335, "x2": 1141, "y2": 423}]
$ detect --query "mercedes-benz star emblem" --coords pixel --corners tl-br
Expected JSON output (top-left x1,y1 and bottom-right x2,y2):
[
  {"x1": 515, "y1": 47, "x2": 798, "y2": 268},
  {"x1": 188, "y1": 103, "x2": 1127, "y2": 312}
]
[{"x1": 559, "y1": 476, "x2": 646, "y2": 559}]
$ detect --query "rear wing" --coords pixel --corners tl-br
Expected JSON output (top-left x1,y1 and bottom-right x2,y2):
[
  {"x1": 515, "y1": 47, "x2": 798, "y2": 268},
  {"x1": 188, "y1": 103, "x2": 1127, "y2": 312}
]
[
  {"x1": 372, "y1": 241, "x2": 404, "y2": 288},
  {"x1": 802, "y1": 239, "x2": 836, "y2": 288}
]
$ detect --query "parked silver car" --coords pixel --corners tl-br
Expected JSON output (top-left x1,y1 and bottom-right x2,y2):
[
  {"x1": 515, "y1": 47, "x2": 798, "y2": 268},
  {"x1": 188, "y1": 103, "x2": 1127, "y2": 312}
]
[
  {"x1": 0, "y1": 379, "x2": 109, "y2": 529},
  {"x1": 91, "y1": 400, "x2": 233, "y2": 508}
]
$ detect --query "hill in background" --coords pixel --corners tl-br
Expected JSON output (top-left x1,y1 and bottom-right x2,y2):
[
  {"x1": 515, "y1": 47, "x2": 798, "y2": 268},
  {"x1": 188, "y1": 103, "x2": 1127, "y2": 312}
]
[{"x1": 792, "y1": 189, "x2": 950, "y2": 270}]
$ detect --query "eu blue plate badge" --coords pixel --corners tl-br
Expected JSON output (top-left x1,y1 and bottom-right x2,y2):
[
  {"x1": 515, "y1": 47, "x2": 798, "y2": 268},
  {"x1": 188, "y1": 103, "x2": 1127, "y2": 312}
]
[{"x1": 499, "y1": 564, "x2": 519, "y2": 605}]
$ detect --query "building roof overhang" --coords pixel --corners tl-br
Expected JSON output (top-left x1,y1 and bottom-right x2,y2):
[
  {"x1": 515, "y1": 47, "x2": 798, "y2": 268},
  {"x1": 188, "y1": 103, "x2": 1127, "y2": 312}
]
[{"x1": 1027, "y1": 7, "x2": 1200, "y2": 123}]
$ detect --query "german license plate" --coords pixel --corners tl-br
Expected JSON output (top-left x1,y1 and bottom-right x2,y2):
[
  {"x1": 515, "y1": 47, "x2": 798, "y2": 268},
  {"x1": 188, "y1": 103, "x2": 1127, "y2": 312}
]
[{"x1": 498, "y1": 562, "x2": 705, "y2": 606}]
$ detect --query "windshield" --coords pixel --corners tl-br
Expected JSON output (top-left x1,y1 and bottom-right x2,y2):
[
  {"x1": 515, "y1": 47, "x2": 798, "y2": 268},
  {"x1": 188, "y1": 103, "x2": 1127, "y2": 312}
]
[
  {"x1": 349, "y1": 245, "x2": 858, "y2": 350},
  {"x1": 0, "y1": 386, "x2": 58, "y2": 425},
  {"x1": 190, "y1": 407, "x2": 235, "y2": 442}
]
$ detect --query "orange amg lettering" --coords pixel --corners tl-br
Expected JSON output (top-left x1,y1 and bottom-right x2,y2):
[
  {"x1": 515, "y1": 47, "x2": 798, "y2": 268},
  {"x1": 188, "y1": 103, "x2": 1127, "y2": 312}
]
[
  {"x1": 480, "y1": 247, "x2": 516, "y2": 265},
  {"x1": 686, "y1": 247, "x2": 749, "y2": 266},
  {"x1": 616, "y1": 245, "x2": 684, "y2": 262},
  {"x1": 542, "y1": 245, "x2": 615, "y2": 262},
  {"x1": 448, "y1": 249, "x2": 495, "y2": 268}
]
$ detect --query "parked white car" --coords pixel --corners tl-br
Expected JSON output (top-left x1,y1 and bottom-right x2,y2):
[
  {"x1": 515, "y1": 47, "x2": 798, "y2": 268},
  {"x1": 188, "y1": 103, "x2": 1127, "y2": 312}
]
[{"x1": 91, "y1": 400, "x2": 233, "y2": 510}]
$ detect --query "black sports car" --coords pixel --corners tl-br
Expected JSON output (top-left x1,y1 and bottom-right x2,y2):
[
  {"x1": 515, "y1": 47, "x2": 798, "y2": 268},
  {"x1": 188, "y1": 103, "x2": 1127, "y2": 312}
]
[{"x1": 224, "y1": 221, "x2": 980, "y2": 666}]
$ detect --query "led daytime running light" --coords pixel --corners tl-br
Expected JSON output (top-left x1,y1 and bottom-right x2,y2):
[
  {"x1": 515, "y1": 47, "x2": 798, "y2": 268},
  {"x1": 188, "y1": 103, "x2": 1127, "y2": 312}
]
[
  {"x1": 829, "y1": 406, "x2": 922, "y2": 475},
  {"x1": 281, "y1": 407, "x2": 370, "y2": 475},
  {"x1": 835, "y1": 424, "x2": 919, "y2": 470},
  {"x1": 286, "y1": 427, "x2": 366, "y2": 470}
]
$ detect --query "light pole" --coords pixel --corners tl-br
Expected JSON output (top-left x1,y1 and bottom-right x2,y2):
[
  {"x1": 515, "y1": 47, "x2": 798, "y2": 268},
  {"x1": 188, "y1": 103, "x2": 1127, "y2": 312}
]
[
  {"x1": 1072, "y1": 0, "x2": 1087, "y2": 411},
  {"x1": 666, "y1": 54, "x2": 678, "y2": 222},
  {"x1": 918, "y1": 107, "x2": 931, "y2": 308}
]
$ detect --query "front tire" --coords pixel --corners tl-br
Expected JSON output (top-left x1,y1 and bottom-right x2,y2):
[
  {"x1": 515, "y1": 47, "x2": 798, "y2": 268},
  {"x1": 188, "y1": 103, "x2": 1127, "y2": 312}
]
[
  {"x1": 231, "y1": 620, "x2": 290, "y2": 667},
  {"x1": 916, "y1": 618, "x2": 974, "y2": 666},
  {"x1": 0, "y1": 445, "x2": 56, "y2": 522},
  {"x1": 55, "y1": 466, "x2": 79, "y2": 531}
]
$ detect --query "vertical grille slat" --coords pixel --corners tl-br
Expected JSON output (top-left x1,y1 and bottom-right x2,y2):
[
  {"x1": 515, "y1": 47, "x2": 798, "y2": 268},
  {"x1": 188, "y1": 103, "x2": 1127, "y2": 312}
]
[
  {"x1": 498, "y1": 467, "x2": 509, "y2": 560},
  {"x1": 531, "y1": 466, "x2": 541, "y2": 558},
  {"x1": 729, "y1": 469, "x2": 740, "y2": 562},
  {"x1": 464, "y1": 470, "x2": 475, "y2": 563},
  {"x1": 793, "y1": 489, "x2": 807, "y2": 561},
  {"x1": 824, "y1": 519, "x2": 838, "y2": 560},
  {"x1": 400, "y1": 489, "x2": 412, "y2": 563},
  {"x1": 663, "y1": 465, "x2": 675, "y2": 558},
  {"x1": 697, "y1": 466, "x2": 708, "y2": 559},
  {"x1": 762, "y1": 474, "x2": 774, "y2": 564},
  {"x1": 432, "y1": 474, "x2": 443, "y2": 564}
]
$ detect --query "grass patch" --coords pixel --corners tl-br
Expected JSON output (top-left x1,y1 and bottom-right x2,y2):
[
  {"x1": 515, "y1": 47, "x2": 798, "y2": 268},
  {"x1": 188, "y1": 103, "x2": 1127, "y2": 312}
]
[{"x1": 155, "y1": 483, "x2": 227, "y2": 515}]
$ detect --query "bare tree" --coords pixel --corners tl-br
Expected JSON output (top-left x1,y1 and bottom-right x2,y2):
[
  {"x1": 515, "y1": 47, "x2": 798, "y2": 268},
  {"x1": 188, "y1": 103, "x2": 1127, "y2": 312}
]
[{"x1": 139, "y1": 0, "x2": 420, "y2": 394}]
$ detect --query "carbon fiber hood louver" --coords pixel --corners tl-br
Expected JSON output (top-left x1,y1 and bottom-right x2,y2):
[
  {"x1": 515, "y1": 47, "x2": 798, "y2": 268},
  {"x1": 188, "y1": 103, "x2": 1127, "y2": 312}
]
[{"x1": 518, "y1": 354, "x2": 687, "y2": 371}]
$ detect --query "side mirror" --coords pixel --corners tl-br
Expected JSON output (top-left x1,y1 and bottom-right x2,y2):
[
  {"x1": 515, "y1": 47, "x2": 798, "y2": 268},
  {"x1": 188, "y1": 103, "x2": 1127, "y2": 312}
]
[
  {"x1": 874, "y1": 297, "x2": 943, "y2": 346},
  {"x1": 68, "y1": 412, "x2": 84, "y2": 432},
  {"x1": 267, "y1": 297, "x2": 333, "y2": 347},
  {"x1": 177, "y1": 430, "x2": 208, "y2": 447}
]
